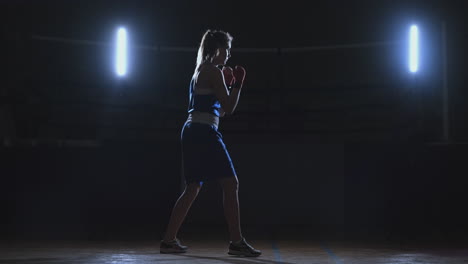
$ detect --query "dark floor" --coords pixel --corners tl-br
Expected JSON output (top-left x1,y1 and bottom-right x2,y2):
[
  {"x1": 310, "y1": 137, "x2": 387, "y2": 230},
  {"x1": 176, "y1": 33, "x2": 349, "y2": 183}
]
[
  {"x1": 2, "y1": 230, "x2": 467, "y2": 264},
  {"x1": 1, "y1": 239, "x2": 468, "y2": 264}
]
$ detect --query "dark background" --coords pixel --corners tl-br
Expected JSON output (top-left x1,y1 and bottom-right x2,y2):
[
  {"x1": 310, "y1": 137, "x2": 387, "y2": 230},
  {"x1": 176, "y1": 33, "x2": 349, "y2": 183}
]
[{"x1": 1, "y1": 0, "x2": 467, "y2": 243}]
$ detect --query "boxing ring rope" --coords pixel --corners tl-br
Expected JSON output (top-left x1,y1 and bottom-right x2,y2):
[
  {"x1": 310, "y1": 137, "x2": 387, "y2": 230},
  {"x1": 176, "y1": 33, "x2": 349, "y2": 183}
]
[
  {"x1": 24, "y1": 31, "x2": 449, "y2": 144},
  {"x1": 31, "y1": 34, "x2": 402, "y2": 52}
]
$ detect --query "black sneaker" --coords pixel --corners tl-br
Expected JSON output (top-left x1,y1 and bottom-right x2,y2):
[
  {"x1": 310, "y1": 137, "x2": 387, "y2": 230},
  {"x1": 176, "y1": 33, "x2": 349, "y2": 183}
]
[
  {"x1": 228, "y1": 237, "x2": 261, "y2": 257},
  {"x1": 160, "y1": 238, "x2": 188, "y2": 254}
]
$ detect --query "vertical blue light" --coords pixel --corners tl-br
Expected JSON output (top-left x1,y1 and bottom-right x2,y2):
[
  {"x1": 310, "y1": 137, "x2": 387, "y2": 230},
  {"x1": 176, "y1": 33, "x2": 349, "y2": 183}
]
[
  {"x1": 115, "y1": 27, "x2": 127, "y2": 77},
  {"x1": 409, "y1": 25, "x2": 419, "y2": 73}
]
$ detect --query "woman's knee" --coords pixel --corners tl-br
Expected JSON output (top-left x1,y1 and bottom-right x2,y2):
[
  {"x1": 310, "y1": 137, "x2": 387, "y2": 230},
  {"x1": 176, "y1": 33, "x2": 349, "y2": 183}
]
[
  {"x1": 185, "y1": 182, "x2": 202, "y2": 196},
  {"x1": 219, "y1": 176, "x2": 239, "y2": 191}
]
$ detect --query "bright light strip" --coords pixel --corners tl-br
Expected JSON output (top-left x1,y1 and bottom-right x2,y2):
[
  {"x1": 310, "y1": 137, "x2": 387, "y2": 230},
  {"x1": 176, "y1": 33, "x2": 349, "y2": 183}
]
[
  {"x1": 409, "y1": 25, "x2": 419, "y2": 73},
  {"x1": 116, "y1": 27, "x2": 127, "y2": 77}
]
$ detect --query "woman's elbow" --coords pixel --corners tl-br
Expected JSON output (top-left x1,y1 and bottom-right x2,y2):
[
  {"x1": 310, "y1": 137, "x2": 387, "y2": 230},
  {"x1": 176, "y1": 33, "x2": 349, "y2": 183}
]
[
  {"x1": 222, "y1": 104, "x2": 234, "y2": 115},
  {"x1": 219, "y1": 108, "x2": 226, "y2": 117},
  {"x1": 225, "y1": 107, "x2": 236, "y2": 115}
]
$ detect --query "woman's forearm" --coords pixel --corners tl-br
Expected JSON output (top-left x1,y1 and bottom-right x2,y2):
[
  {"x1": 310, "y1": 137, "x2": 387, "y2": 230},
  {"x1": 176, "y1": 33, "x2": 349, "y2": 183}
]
[{"x1": 227, "y1": 87, "x2": 241, "y2": 114}]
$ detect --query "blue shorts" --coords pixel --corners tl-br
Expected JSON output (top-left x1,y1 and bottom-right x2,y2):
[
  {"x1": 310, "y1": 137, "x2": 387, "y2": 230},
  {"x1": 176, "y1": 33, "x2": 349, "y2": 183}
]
[{"x1": 181, "y1": 122, "x2": 237, "y2": 184}]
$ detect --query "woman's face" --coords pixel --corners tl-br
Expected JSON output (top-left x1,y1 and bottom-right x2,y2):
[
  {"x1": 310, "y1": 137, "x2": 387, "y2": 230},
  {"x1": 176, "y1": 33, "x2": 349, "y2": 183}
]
[{"x1": 213, "y1": 45, "x2": 231, "y2": 65}]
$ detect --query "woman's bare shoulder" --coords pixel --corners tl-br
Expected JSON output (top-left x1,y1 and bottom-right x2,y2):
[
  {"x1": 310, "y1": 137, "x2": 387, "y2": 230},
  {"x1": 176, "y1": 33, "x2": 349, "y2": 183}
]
[
  {"x1": 197, "y1": 64, "x2": 222, "y2": 86},
  {"x1": 199, "y1": 63, "x2": 221, "y2": 75}
]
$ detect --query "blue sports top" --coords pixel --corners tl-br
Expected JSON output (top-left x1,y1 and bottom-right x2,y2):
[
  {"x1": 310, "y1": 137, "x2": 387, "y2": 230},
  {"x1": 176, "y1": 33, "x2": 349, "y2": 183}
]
[{"x1": 187, "y1": 77, "x2": 221, "y2": 117}]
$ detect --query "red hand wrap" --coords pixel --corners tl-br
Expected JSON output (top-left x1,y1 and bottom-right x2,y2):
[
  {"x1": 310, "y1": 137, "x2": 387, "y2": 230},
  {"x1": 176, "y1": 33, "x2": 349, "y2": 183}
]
[
  {"x1": 222, "y1": 66, "x2": 234, "y2": 87},
  {"x1": 232, "y1": 65, "x2": 246, "y2": 89}
]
